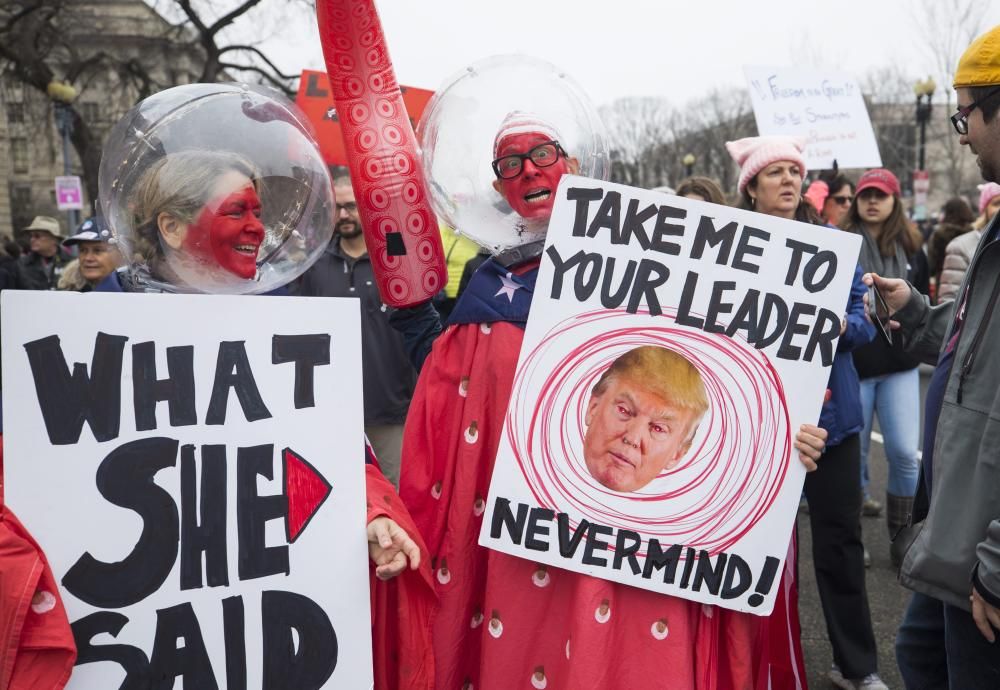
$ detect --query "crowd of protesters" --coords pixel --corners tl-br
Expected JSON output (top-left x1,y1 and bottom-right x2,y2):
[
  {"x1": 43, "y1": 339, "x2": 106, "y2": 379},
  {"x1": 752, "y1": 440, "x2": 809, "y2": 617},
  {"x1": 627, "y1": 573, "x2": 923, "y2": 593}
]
[{"x1": 2, "y1": 21, "x2": 1000, "y2": 690}]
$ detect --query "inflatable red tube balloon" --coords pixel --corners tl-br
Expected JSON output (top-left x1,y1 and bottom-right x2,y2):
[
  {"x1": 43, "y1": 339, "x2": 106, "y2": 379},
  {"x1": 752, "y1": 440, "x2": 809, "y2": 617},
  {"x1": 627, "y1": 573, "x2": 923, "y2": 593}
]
[{"x1": 316, "y1": 0, "x2": 446, "y2": 308}]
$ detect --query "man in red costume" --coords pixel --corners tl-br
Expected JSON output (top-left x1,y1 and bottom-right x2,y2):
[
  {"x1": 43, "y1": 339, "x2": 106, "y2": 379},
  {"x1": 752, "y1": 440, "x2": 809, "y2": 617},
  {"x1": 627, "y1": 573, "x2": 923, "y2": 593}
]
[{"x1": 395, "y1": 112, "x2": 827, "y2": 689}]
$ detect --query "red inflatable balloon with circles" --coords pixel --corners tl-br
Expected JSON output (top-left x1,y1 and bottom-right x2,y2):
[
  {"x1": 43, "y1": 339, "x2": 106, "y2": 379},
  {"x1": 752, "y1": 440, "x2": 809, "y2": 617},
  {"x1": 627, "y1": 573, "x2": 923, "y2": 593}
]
[{"x1": 316, "y1": 0, "x2": 446, "y2": 307}]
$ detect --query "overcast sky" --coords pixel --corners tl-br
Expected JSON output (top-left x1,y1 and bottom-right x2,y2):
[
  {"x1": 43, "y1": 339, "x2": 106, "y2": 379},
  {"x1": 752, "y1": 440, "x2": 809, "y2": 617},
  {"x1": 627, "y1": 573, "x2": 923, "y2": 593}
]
[{"x1": 261, "y1": 0, "x2": 1000, "y2": 107}]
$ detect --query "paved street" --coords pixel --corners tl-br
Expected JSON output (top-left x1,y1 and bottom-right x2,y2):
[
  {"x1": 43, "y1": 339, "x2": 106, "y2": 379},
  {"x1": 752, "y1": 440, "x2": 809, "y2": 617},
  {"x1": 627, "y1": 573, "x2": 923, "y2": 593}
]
[{"x1": 798, "y1": 366, "x2": 932, "y2": 689}]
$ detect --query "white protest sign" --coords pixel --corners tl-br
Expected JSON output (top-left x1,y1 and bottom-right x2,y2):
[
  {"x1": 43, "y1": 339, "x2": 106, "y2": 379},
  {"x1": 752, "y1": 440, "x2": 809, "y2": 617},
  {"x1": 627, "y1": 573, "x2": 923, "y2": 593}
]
[
  {"x1": 479, "y1": 175, "x2": 862, "y2": 615},
  {"x1": 2, "y1": 291, "x2": 372, "y2": 689},
  {"x1": 55, "y1": 175, "x2": 84, "y2": 210},
  {"x1": 744, "y1": 65, "x2": 882, "y2": 170}
]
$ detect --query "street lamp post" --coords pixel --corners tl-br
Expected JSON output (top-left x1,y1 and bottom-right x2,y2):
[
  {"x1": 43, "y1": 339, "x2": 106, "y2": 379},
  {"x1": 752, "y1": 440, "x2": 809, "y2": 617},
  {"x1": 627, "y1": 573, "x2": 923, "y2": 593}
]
[
  {"x1": 914, "y1": 77, "x2": 935, "y2": 172},
  {"x1": 682, "y1": 153, "x2": 695, "y2": 178},
  {"x1": 913, "y1": 77, "x2": 936, "y2": 222},
  {"x1": 47, "y1": 81, "x2": 80, "y2": 230}
]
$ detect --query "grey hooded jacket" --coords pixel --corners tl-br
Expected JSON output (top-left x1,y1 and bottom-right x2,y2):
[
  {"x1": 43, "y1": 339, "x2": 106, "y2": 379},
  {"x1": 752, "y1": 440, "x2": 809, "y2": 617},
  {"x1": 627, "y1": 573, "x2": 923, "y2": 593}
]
[{"x1": 896, "y1": 212, "x2": 1000, "y2": 610}]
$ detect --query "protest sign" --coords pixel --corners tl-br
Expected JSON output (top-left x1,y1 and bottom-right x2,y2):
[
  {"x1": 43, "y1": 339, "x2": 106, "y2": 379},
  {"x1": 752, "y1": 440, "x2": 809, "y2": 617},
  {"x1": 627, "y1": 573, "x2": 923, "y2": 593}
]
[
  {"x1": 479, "y1": 175, "x2": 862, "y2": 615},
  {"x1": 2, "y1": 291, "x2": 372, "y2": 689},
  {"x1": 295, "y1": 69, "x2": 433, "y2": 168},
  {"x1": 744, "y1": 65, "x2": 882, "y2": 170},
  {"x1": 55, "y1": 175, "x2": 84, "y2": 210}
]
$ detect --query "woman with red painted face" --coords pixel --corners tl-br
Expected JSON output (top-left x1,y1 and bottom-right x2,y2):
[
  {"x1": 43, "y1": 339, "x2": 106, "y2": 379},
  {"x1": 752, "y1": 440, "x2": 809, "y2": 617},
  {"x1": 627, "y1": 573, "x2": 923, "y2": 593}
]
[
  {"x1": 126, "y1": 151, "x2": 266, "y2": 289},
  {"x1": 87, "y1": 83, "x2": 437, "y2": 689},
  {"x1": 389, "y1": 112, "x2": 829, "y2": 689}
]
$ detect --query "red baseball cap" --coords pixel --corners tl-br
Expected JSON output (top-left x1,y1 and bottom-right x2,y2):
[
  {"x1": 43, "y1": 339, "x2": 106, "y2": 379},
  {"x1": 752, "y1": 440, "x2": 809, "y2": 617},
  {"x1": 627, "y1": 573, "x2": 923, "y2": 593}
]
[{"x1": 856, "y1": 168, "x2": 901, "y2": 197}]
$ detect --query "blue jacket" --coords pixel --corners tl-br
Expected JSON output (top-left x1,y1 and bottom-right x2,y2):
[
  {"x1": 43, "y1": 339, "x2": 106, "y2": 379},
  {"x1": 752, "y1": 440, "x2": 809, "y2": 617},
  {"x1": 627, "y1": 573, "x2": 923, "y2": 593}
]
[{"x1": 819, "y1": 263, "x2": 875, "y2": 447}]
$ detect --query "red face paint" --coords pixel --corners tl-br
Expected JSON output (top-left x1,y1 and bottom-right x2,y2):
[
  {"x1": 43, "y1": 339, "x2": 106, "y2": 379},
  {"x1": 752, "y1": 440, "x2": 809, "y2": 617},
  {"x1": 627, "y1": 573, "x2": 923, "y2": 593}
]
[
  {"x1": 494, "y1": 132, "x2": 573, "y2": 220},
  {"x1": 183, "y1": 184, "x2": 264, "y2": 279}
]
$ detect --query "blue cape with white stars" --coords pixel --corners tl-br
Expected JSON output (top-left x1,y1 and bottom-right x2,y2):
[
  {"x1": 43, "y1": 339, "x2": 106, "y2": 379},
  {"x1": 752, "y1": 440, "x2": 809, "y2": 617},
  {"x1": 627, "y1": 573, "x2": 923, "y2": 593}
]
[{"x1": 447, "y1": 258, "x2": 538, "y2": 328}]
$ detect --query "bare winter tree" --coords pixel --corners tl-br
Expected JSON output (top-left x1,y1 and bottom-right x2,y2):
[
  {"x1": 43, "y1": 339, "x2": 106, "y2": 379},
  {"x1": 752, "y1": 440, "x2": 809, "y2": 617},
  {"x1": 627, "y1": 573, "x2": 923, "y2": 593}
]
[
  {"x1": 667, "y1": 89, "x2": 755, "y2": 196},
  {"x1": 910, "y1": 0, "x2": 994, "y2": 195},
  {"x1": 599, "y1": 97, "x2": 675, "y2": 189},
  {"x1": 0, "y1": 0, "x2": 301, "y2": 203}
]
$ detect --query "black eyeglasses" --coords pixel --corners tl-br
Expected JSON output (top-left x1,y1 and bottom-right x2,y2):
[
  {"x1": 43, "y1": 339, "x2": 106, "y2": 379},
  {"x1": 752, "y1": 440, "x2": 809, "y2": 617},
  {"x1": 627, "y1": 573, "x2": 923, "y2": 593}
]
[
  {"x1": 829, "y1": 194, "x2": 853, "y2": 206},
  {"x1": 951, "y1": 88, "x2": 1000, "y2": 135},
  {"x1": 492, "y1": 140, "x2": 565, "y2": 180},
  {"x1": 336, "y1": 201, "x2": 357, "y2": 213}
]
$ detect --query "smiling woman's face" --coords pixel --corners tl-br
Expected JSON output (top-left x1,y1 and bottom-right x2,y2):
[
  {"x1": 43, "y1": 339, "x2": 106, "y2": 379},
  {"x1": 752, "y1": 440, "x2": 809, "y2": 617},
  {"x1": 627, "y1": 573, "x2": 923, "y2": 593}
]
[
  {"x1": 749, "y1": 161, "x2": 803, "y2": 219},
  {"x1": 179, "y1": 170, "x2": 265, "y2": 279}
]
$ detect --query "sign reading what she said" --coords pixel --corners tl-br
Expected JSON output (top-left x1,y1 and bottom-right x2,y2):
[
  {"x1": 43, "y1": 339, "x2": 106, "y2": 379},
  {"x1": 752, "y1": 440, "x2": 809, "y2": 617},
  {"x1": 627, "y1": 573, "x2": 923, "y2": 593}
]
[
  {"x1": 744, "y1": 65, "x2": 882, "y2": 170},
  {"x1": 480, "y1": 175, "x2": 863, "y2": 615},
  {"x1": 2, "y1": 291, "x2": 371, "y2": 689}
]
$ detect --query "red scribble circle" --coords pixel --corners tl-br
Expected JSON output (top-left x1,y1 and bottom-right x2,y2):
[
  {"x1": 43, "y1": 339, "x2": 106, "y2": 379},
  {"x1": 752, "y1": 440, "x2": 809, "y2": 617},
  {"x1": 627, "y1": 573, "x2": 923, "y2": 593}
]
[
  {"x1": 360, "y1": 29, "x2": 377, "y2": 47},
  {"x1": 333, "y1": 36, "x2": 351, "y2": 51},
  {"x1": 506, "y1": 309, "x2": 791, "y2": 556}
]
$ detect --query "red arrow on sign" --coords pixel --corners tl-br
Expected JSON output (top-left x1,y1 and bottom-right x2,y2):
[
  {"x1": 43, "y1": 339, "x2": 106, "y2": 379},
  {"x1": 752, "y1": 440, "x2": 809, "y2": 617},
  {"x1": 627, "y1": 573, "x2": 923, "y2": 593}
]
[{"x1": 283, "y1": 447, "x2": 333, "y2": 543}]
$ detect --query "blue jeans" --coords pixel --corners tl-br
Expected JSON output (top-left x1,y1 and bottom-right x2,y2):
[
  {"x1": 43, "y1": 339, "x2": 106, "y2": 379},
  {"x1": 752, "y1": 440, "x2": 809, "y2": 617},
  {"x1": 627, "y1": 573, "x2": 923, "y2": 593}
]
[
  {"x1": 859, "y1": 368, "x2": 921, "y2": 497},
  {"x1": 896, "y1": 591, "x2": 1000, "y2": 689}
]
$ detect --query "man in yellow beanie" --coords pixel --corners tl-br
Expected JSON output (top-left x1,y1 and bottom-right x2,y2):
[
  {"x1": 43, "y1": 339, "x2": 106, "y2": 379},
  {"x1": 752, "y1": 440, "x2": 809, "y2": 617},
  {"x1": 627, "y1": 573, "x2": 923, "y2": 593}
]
[{"x1": 865, "y1": 24, "x2": 1000, "y2": 689}]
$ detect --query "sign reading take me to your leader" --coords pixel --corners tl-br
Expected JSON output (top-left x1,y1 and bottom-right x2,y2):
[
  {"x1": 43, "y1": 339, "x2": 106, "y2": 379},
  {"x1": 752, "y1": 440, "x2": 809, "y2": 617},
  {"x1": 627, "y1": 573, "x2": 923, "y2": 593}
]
[
  {"x1": 480, "y1": 175, "x2": 862, "y2": 615},
  {"x1": 2, "y1": 291, "x2": 372, "y2": 688}
]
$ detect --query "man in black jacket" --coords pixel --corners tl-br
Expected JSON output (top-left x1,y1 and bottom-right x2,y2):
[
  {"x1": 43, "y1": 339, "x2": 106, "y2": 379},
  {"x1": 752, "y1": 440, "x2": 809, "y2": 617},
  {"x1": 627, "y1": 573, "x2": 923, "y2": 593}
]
[
  {"x1": 17, "y1": 216, "x2": 72, "y2": 290},
  {"x1": 293, "y1": 178, "x2": 416, "y2": 487}
]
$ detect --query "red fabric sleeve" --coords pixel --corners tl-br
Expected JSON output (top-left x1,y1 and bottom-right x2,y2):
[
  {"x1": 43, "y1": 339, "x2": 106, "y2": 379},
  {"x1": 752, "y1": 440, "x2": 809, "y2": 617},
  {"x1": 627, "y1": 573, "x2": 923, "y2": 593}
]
[
  {"x1": 365, "y1": 464, "x2": 437, "y2": 690},
  {"x1": 0, "y1": 507, "x2": 76, "y2": 690}
]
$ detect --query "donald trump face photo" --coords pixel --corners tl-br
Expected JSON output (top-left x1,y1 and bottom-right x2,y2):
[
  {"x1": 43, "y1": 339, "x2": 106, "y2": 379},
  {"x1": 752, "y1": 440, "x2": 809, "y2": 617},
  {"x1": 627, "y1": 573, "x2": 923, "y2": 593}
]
[{"x1": 582, "y1": 346, "x2": 708, "y2": 492}]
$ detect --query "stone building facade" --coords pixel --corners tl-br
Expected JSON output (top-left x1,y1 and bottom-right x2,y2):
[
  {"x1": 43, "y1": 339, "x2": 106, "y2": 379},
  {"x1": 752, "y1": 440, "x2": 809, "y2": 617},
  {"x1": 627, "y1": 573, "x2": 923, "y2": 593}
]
[{"x1": 0, "y1": 0, "x2": 204, "y2": 238}]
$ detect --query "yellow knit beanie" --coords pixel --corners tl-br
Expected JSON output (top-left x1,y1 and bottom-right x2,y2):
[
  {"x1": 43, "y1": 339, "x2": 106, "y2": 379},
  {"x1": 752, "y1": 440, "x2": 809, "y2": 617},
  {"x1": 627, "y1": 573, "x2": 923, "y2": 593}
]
[{"x1": 954, "y1": 25, "x2": 1000, "y2": 88}]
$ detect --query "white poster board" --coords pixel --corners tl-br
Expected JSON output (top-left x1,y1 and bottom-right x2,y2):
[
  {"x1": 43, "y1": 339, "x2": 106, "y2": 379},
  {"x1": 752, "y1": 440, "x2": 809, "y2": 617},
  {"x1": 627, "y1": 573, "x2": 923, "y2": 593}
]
[
  {"x1": 55, "y1": 175, "x2": 84, "y2": 210},
  {"x1": 479, "y1": 175, "x2": 862, "y2": 615},
  {"x1": 2, "y1": 291, "x2": 373, "y2": 689},
  {"x1": 744, "y1": 65, "x2": 882, "y2": 170}
]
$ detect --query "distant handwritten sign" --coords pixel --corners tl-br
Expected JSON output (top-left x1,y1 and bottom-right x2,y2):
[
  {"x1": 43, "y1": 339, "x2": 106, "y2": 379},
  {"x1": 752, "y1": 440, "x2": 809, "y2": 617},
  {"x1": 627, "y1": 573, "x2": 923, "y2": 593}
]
[
  {"x1": 55, "y1": 175, "x2": 83, "y2": 210},
  {"x1": 295, "y1": 69, "x2": 433, "y2": 167},
  {"x1": 2, "y1": 291, "x2": 373, "y2": 689},
  {"x1": 744, "y1": 66, "x2": 882, "y2": 170}
]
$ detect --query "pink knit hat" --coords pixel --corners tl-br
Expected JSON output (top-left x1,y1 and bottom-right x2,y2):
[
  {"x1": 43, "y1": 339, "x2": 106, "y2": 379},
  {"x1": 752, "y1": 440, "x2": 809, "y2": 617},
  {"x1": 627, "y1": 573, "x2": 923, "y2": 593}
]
[
  {"x1": 979, "y1": 182, "x2": 1000, "y2": 214},
  {"x1": 725, "y1": 136, "x2": 808, "y2": 194},
  {"x1": 804, "y1": 180, "x2": 830, "y2": 213}
]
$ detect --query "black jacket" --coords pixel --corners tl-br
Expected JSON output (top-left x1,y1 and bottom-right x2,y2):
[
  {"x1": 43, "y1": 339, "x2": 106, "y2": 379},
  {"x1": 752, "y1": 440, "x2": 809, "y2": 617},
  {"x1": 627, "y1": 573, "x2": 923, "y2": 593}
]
[
  {"x1": 292, "y1": 238, "x2": 416, "y2": 425},
  {"x1": 17, "y1": 250, "x2": 72, "y2": 290}
]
